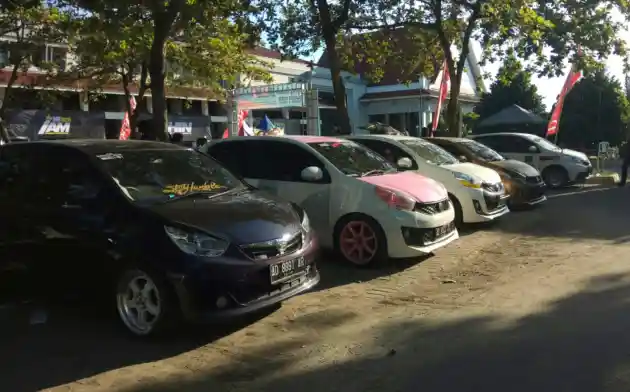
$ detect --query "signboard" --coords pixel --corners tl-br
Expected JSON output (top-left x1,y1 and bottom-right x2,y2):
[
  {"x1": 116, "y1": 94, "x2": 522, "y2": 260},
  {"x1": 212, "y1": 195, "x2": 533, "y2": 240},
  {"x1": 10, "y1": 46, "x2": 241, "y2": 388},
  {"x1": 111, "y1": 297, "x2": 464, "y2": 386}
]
[
  {"x1": 38, "y1": 116, "x2": 71, "y2": 135},
  {"x1": 5, "y1": 110, "x2": 105, "y2": 140},
  {"x1": 165, "y1": 116, "x2": 211, "y2": 141},
  {"x1": 168, "y1": 121, "x2": 193, "y2": 135},
  {"x1": 235, "y1": 82, "x2": 306, "y2": 110}
]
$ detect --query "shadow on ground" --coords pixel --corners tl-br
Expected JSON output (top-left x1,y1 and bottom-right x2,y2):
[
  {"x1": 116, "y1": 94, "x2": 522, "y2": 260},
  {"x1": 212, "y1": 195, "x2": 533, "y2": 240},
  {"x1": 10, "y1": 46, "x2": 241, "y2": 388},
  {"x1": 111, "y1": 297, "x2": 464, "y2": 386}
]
[
  {"x1": 0, "y1": 303, "x2": 276, "y2": 392},
  {"x1": 121, "y1": 272, "x2": 630, "y2": 392},
  {"x1": 314, "y1": 250, "x2": 431, "y2": 292},
  {"x1": 488, "y1": 184, "x2": 630, "y2": 243}
]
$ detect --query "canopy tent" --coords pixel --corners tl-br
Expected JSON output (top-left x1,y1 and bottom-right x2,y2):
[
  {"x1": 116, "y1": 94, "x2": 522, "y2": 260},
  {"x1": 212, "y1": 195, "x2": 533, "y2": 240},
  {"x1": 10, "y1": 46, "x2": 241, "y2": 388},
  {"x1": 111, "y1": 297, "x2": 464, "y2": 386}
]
[{"x1": 477, "y1": 105, "x2": 546, "y2": 128}]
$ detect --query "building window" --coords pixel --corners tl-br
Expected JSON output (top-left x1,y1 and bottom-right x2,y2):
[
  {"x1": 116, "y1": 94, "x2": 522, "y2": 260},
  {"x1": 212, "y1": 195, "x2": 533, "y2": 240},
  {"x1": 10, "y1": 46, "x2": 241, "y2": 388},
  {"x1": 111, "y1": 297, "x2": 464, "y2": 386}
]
[
  {"x1": 49, "y1": 46, "x2": 67, "y2": 70},
  {"x1": 0, "y1": 43, "x2": 9, "y2": 67},
  {"x1": 368, "y1": 114, "x2": 385, "y2": 124}
]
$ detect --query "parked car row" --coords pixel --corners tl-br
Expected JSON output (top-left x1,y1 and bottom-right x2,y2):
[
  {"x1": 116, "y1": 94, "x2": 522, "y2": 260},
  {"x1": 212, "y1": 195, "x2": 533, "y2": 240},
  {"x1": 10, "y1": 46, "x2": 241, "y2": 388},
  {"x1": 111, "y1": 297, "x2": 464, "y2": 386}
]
[{"x1": 0, "y1": 132, "x2": 590, "y2": 339}]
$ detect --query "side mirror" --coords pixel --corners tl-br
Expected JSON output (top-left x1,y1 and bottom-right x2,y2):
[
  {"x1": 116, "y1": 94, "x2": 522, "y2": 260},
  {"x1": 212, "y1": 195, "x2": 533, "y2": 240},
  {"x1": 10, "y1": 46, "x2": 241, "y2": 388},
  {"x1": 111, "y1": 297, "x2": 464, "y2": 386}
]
[
  {"x1": 300, "y1": 166, "x2": 324, "y2": 182},
  {"x1": 458, "y1": 155, "x2": 468, "y2": 162},
  {"x1": 396, "y1": 157, "x2": 413, "y2": 169},
  {"x1": 528, "y1": 145, "x2": 538, "y2": 153}
]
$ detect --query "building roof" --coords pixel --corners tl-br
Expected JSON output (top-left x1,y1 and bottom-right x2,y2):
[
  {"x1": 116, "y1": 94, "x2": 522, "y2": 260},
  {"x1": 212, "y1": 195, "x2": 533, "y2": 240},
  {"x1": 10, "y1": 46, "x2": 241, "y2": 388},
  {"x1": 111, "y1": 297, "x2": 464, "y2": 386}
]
[
  {"x1": 248, "y1": 47, "x2": 312, "y2": 65},
  {"x1": 359, "y1": 88, "x2": 480, "y2": 102}
]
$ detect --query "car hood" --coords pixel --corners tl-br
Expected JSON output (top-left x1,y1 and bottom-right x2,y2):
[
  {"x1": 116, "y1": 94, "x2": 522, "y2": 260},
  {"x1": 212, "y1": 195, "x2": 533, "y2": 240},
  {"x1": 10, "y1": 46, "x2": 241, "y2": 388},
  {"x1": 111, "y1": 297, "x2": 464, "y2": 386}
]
[
  {"x1": 358, "y1": 171, "x2": 447, "y2": 203},
  {"x1": 562, "y1": 148, "x2": 590, "y2": 161},
  {"x1": 441, "y1": 162, "x2": 502, "y2": 183},
  {"x1": 490, "y1": 159, "x2": 540, "y2": 176},
  {"x1": 144, "y1": 189, "x2": 301, "y2": 245}
]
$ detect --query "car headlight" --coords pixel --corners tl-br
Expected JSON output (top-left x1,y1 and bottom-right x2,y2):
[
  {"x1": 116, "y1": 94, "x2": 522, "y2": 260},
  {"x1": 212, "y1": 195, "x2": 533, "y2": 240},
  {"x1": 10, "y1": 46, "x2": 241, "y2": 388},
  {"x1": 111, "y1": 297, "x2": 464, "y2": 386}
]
[
  {"x1": 453, "y1": 171, "x2": 482, "y2": 189},
  {"x1": 164, "y1": 225, "x2": 228, "y2": 257},
  {"x1": 301, "y1": 211, "x2": 311, "y2": 233},
  {"x1": 570, "y1": 156, "x2": 589, "y2": 165}
]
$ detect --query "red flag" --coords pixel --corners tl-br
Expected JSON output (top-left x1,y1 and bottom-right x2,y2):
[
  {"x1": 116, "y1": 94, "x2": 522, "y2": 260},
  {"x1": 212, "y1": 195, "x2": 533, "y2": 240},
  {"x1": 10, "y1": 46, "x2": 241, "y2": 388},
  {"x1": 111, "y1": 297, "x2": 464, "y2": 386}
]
[
  {"x1": 237, "y1": 109, "x2": 249, "y2": 136},
  {"x1": 119, "y1": 96, "x2": 137, "y2": 140},
  {"x1": 432, "y1": 61, "x2": 450, "y2": 136},
  {"x1": 546, "y1": 53, "x2": 582, "y2": 137}
]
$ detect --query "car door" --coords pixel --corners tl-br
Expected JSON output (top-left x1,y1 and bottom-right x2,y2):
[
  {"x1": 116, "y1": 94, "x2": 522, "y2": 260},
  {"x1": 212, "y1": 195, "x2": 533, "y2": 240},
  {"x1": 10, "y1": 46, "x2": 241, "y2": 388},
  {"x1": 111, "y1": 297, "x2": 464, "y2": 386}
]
[
  {"x1": 27, "y1": 147, "x2": 118, "y2": 297},
  {"x1": 495, "y1": 135, "x2": 541, "y2": 170},
  {"x1": 241, "y1": 140, "x2": 333, "y2": 242},
  {"x1": 0, "y1": 145, "x2": 46, "y2": 305}
]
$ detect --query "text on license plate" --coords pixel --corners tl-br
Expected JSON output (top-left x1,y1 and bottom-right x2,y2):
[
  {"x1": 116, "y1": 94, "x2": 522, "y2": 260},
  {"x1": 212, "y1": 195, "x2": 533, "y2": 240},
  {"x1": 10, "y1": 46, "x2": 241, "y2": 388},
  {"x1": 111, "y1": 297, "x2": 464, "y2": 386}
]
[
  {"x1": 434, "y1": 222, "x2": 454, "y2": 237},
  {"x1": 270, "y1": 256, "x2": 307, "y2": 284}
]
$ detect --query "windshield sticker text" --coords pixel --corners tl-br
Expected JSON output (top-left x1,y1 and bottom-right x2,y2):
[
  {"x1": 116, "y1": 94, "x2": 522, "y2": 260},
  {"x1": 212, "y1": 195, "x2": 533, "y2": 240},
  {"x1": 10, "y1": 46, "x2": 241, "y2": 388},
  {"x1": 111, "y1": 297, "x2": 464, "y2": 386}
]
[{"x1": 162, "y1": 182, "x2": 225, "y2": 195}]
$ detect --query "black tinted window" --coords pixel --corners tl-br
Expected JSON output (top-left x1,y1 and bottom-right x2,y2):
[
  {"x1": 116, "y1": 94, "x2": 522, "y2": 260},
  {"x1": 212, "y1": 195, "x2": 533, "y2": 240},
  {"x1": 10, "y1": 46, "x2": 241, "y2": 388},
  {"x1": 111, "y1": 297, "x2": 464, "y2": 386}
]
[
  {"x1": 207, "y1": 141, "x2": 247, "y2": 174},
  {"x1": 474, "y1": 136, "x2": 505, "y2": 151},
  {"x1": 241, "y1": 140, "x2": 328, "y2": 182},
  {"x1": 432, "y1": 141, "x2": 461, "y2": 157},
  {"x1": 0, "y1": 146, "x2": 36, "y2": 203}
]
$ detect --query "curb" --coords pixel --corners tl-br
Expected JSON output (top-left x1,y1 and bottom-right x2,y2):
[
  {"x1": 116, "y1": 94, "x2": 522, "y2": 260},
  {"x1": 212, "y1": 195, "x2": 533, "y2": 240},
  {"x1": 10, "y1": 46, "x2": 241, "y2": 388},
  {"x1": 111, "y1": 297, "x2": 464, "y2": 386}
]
[{"x1": 586, "y1": 173, "x2": 619, "y2": 185}]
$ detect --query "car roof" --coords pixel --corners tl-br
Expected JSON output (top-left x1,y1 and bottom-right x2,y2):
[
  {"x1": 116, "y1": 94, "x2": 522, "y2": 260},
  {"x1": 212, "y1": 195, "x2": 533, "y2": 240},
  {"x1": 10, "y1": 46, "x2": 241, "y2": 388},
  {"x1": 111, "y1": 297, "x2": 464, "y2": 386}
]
[
  {"x1": 346, "y1": 134, "x2": 418, "y2": 141},
  {"x1": 1, "y1": 139, "x2": 186, "y2": 155},
  {"x1": 427, "y1": 137, "x2": 469, "y2": 143},
  {"x1": 470, "y1": 132, "x2": 536, "y2": 138},
  {"x1": 211, "y1": 135, "x2": 346, "y2": 144}
]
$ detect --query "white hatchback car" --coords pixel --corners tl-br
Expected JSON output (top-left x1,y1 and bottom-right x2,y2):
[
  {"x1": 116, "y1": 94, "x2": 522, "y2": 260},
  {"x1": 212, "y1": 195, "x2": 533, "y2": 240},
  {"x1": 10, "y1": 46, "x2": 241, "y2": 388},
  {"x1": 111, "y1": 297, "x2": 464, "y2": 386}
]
[
  {"x1": 208, "y1": 136, "x2": 459, "y2": 266},
  {"x1": 347, "y1": 135, "x2": 510, "y2": 224},
  {"x1": 469, "y1": 132, "x2": 593, "y2": 188}
]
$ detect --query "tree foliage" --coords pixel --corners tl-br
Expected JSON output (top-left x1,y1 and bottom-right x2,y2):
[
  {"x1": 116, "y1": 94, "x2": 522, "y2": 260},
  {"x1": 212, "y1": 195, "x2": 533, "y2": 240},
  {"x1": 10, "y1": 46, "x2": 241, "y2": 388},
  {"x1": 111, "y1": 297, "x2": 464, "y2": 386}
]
[
  {"x1": 260, "y1": 0, "x2": 442, "y2": 134},
  {"x1": 558, "y1": 71, "x2": 630, "y2": 149},
  {"x1": 473, "y1": 56, "x2": 546, "y2": 126},
  {"x1": 349, "y1": 0, "x2": 630, "y2": 137},
  {"x1": 64, "y1": 0, "x2": 271, "y2": 140},
  {"x1": 0, "y1": 1, "x2": 68, "y2": 142}
]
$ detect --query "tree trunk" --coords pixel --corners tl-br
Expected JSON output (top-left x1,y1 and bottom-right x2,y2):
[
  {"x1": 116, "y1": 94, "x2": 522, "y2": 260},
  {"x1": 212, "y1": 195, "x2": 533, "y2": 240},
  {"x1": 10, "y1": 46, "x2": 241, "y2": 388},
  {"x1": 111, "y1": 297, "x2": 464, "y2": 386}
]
[
  {"x1": 149, "y1": 31, "x2": 169, "y2": 141},
  {"x1": 317, "y1": 0, "x2": 352, "y2": 135},
  {"x1": 446, "y1": 75, "x2": 462, "y2": 137},
  {"x1": 0, "y1": 61, "x2": 22, "y2": 143}
]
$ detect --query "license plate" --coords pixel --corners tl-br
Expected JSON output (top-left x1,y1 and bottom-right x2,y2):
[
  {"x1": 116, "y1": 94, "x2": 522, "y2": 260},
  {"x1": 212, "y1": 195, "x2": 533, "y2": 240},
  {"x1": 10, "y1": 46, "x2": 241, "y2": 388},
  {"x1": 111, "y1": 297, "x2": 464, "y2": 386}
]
[
  {"x1": 270, "y1": 256, "x2": 307, "y2": 284},
  {"x1": 434, "y1": 222, "x2": 453, "y2": 238}
]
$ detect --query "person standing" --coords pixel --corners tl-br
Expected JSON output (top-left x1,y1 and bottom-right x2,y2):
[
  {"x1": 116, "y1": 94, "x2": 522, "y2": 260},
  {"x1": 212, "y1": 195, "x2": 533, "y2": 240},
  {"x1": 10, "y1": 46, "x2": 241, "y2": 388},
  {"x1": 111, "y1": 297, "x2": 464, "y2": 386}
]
[
  {"x1": 619, "y1": 141, "x2": 630, "y2": 186},
  {"x1": 170, "y1": 132, "x2": 184, "y2": 145}
]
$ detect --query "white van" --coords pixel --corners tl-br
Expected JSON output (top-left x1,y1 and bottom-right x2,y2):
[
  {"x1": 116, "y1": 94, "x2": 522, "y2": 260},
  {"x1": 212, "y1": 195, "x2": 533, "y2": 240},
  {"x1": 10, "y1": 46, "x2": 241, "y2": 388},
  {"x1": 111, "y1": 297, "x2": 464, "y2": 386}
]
[
  {"x1": 470, "y1": 132, "x2": 592, "y2": 188},
  {"x1": 348, "y1": 135, "x2": 510, "y2": 225}
]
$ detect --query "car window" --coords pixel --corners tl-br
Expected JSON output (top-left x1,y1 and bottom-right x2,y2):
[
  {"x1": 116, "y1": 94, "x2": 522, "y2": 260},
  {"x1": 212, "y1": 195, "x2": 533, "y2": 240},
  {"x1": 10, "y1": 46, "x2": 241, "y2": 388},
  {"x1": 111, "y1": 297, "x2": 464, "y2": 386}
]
[
  {"x1": 459, "y1": 139, "x2": 505, "y2": 162},
  {"x1": 0, "y1": 145, "x2": 37, "y2": 204},
  {"x1": 94, "y1": 148, "x2": 245, "y2": 203},
  {"x1": 207, "y1": 141, "x2": 246, "y2": 174},
  {"x1": 237, "y1": 140, "x2": 330, "y2": 183},
  {"x1": 398, "y1": 138, "x2": 459, "y2": 165},
  {"x1": 352, "y1": 139, "x2": 418, "y2": 170},
  {"x1": 47, "y1": 151, "x2": 107, "y2": 206},
  {"x1": 501, "y1": 135, "x2": 537, "y2": 153},
  {"x1": 472, "y1": 135, "x2": 504, "y2": 151},
  {"x1": 430, "y1": 141, "x2": 462, "y2": 158},
  {"x1": 526, "y1": 135, "x2": 562, "y2": 152},
  {"x1": 308, "y1": 140, "x2": 395, "y2": 176}
]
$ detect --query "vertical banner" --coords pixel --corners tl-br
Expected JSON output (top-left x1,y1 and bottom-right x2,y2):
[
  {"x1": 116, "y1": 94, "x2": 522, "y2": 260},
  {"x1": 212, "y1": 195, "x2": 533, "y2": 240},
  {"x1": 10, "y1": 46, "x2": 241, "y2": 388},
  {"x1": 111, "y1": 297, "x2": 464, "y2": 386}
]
[
  {"x1": 546, "y1": 50, "x2": 582, "y2": 138},
  {"x1": 431, "y1": 61, "x2": 450, "y2": 136},
  {"x1": 119, "y1": 96, "x2": 137, "y2": 140}
]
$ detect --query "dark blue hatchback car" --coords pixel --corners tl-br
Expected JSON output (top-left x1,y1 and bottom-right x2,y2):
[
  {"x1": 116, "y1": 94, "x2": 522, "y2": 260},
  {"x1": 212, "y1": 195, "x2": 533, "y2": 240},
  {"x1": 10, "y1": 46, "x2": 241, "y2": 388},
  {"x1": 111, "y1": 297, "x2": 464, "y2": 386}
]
[{"x1": 0, "y1": 140, "x2": 319, "y2": 337}]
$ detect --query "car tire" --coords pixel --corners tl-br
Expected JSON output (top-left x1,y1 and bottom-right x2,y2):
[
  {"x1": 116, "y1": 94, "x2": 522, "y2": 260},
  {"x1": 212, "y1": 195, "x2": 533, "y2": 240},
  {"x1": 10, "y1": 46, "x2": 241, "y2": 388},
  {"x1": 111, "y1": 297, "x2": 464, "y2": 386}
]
[
  {"x1": 542, "y1": 166, "x2": 569, "y2": 188},
  {"x1": 115, "y1": 266, "x2": 180, "y2": 338},
  {"x1": 449, "y1": 194, "x2": 464, "y2": 226},
  {"x1": 334, "y1": 214, "x2": 388, "y2": 267}
]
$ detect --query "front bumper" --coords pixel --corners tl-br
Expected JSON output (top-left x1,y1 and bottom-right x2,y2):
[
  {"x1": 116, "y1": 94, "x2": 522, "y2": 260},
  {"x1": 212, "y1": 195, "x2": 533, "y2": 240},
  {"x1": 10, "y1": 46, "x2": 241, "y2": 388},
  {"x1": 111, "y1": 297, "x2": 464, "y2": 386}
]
[
  {"x1": 170, "y1": 237, "x2": 320, "y2": 323},
  {"x1": 571, "y1": 165, "x2": 593, "y2": 183},
  {"x1": 509, "y1": 180, "x2": 547, "y2": 207},
  {"x1": 462, "y1": 188, "x2": 510, "y2": 223},
  {"x1": 378, "y1": 204, "x2": 458, "y2": 258}
]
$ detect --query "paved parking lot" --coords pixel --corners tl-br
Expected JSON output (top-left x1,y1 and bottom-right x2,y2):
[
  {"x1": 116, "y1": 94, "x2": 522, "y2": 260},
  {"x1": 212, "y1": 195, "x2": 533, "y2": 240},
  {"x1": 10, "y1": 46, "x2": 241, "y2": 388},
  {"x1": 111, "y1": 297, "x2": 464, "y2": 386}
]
[{"x1": 4, "y1": 184, "x2": 630, "y2": 392}]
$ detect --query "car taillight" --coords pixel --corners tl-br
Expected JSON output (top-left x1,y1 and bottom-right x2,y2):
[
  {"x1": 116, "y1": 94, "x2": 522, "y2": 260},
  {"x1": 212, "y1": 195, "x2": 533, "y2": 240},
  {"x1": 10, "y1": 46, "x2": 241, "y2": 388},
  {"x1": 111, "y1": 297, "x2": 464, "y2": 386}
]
[{"x1": 375, "y1": 186, "x2": 416, "y2": 211}]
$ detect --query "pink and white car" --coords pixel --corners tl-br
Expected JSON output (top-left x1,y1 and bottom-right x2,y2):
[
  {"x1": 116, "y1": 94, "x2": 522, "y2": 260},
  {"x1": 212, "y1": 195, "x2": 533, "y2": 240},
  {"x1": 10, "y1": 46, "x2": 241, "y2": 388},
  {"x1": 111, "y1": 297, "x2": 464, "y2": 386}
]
[{"x1": 208, "y1": 136, "x2": 458, "y2": 266}]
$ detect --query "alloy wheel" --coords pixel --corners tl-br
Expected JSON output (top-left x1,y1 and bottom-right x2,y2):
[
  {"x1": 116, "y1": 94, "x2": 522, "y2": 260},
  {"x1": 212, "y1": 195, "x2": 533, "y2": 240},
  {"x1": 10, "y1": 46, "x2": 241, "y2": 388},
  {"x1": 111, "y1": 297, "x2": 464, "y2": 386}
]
[
  {"x1": 339, "y1": 220, "x2": 378, "y2": 265},
  {"x1": 116, "y1": 271, "x2": 162, "y2": 336}
]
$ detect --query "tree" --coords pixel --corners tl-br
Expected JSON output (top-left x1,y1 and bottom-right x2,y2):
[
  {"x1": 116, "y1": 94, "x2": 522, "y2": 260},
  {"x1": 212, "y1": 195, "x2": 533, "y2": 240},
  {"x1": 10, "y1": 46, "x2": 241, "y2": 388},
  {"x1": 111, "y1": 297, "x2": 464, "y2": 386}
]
[
  {"x1": 261, "y1": 0, "x2": 441, "y2": 135},
  {"x1": 352, "y1": 0, "x2": 630, "y2": 137},
  {"x1": 0, "y1": 1, "x2": 67, "y2": 143},
  {"x1": 558, "y1": 70, "x2": 630, "y2": 149},
  {"x1": 67, "y1": 0, "x2": 270, "y2": 140},
  {"x1": 474, "y1": 56, "x2": 546, "y2": 122}
]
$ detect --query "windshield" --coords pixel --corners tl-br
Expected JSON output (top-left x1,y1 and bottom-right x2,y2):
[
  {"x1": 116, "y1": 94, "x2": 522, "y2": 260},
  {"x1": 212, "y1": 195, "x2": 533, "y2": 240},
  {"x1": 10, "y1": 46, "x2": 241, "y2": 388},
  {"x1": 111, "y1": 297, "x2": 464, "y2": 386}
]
[
  {"x1": 308, "y1": 140, "x2": 396, "y2": 176},
  {"x1": 460, "y1": 139, "x2": 505, "y2": 162},
  {"x1": 399, "y1": 139, "x2": 459, "y2": 165},
  {"x1": 94, "y1": 149, "x2": 244, "y2": 203},
  {"x1": 529, "y1": 135, "x2": 562, "y2": 152}
]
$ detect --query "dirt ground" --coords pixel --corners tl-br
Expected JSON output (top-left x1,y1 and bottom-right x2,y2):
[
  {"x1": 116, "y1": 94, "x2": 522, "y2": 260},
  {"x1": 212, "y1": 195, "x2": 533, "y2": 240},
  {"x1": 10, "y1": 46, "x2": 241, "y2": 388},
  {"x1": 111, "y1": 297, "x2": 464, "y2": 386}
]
[{"x1": 3, "y1": 184, "x2": 630, "y2": 392}]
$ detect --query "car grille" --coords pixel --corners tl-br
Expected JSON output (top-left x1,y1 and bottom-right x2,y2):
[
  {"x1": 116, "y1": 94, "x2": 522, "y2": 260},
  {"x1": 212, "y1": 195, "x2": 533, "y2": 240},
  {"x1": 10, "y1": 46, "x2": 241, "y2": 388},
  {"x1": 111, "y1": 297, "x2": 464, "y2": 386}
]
[
  {"x1": 239, "y1": 233, "x2": 303, "y2": 261},
  {"x1": 526, "y1": 175, "x2": 543, "y2": 184},
  {"x1": 482, "y1": 182, "x2": 504, "y2": 193},
  {"x1": 402, "y1": 221, "x2": 457, "y2": 246},
  {"x1": 414, "y1": 199, "x2": 451, "y2": 214}
]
